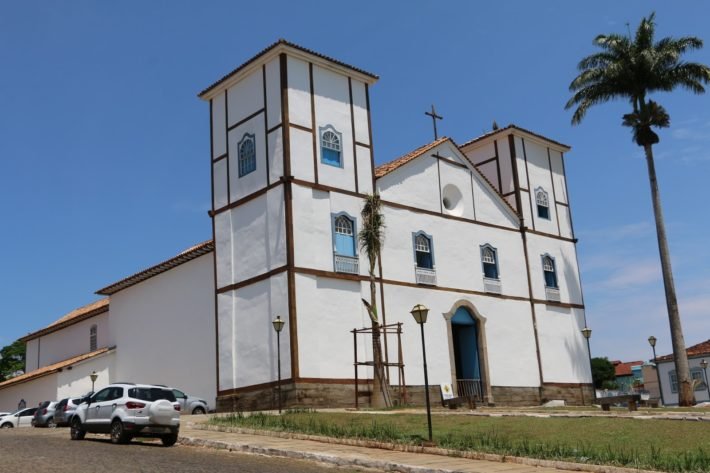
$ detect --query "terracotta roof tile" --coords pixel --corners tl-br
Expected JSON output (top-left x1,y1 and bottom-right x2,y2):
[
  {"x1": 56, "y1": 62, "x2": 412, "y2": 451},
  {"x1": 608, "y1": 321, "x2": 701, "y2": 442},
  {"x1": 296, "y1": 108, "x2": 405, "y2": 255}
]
[
  {"x1": 657, "y1": 339, "x2": 710, "y2": 362},
  {"x1": 458, "y1": 124, "x2": 571, "y2": 151},
  {"x1": 199, "y1": 39, "x2": 378, "y2": 99},
  {"x1": 614, "y1": 360, "x2": 643, "y2": 377},
  {"x1": 374, "y1": 137, "x2": 449, "y2": 178},
  {"x1": 96, "y1": 240, "x2": 214, "y2": 296},
  {"x1": 0, "y1": 347, "x2": 113, "y2": 390},
  {"x1": 20, "y1": 299, "x2": 109, "y2": 342}
]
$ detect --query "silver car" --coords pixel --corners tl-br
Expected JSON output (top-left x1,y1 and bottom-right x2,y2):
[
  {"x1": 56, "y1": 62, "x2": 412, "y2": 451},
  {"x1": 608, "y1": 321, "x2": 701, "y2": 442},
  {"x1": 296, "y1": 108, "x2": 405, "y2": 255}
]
[
  {"x1": 32, "y1": 401, "x2": 58, "y2": 427},
  {"x1": 171, "y1": 389, "x2": 209, "y2": 415},
  {"x1": 54, "y1": 395, "x2": 90, "y2": 427}
]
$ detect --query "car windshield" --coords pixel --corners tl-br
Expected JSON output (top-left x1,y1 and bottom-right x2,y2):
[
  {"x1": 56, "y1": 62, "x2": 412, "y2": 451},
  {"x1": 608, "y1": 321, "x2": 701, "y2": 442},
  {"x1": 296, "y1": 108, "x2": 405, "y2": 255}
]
[{"x1": 128, "y1": 388, "x2": 176, "y2": 402}]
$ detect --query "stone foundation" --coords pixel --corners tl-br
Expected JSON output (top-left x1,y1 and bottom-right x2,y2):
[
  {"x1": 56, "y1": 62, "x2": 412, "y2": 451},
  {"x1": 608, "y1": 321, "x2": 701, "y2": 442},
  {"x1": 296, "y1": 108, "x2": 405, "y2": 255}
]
[{"x1": 216, "y1": 381, "x2": 595, "y2": 411}]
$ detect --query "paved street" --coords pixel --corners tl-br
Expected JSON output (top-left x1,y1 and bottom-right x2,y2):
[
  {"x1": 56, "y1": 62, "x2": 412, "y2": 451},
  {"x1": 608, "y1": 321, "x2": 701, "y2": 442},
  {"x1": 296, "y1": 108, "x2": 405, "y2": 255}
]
[{"x1": 0, "y1": 428, "x2": 365, "y2": 473}]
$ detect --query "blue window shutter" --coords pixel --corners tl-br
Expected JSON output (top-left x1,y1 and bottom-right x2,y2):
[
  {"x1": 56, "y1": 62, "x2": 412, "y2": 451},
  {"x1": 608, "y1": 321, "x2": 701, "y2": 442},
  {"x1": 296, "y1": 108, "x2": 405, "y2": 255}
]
[
  {"x1": 322, "y1": 148, "x2": 341, "y2": 166},
  {"x1": 335, "y1": 232, "x2": 355, "y2": 256}
]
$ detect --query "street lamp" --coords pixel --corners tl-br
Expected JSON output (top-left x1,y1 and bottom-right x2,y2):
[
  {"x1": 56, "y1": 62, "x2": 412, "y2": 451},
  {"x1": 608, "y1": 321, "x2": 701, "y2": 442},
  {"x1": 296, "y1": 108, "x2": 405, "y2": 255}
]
[
  {"x1": 272, "y1": 315, "x2": 285, "y2": 414},
  {"x1": 581, "y1": 327, "x2": 594, "y2": 402},
  {"x1": 89, "y1": 371, "x2": 98, "y2": 393},
  {"x1": 701, "y1": 359, "x2": 710, "y2": 400},
  {"x1": 648, "y1": 335, "x2": 665, "y2": 406},
  {"x1": 410, "y1": 303, "x2": 432, "y2": 443}
]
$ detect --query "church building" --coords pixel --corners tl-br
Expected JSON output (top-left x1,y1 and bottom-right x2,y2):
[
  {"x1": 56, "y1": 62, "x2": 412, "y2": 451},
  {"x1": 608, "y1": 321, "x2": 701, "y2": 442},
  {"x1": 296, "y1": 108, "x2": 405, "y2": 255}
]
[{"x1": 0, "y1": 40, "x2": 592, "y2": 412}]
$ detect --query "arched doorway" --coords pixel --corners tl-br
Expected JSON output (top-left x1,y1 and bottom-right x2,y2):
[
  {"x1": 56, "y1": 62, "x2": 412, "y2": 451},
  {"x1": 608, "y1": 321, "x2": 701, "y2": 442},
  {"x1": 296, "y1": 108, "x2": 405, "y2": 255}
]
[{"x1": 443, "y1": 302, "x2": 490, "y2": 404}]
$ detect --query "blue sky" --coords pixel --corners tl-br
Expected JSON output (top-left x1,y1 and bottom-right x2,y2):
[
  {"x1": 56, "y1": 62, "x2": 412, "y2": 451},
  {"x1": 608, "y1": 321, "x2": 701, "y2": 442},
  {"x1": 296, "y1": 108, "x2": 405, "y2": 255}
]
[{"x1": 1, "y1": 1, "x2": 709, "y2": 363}]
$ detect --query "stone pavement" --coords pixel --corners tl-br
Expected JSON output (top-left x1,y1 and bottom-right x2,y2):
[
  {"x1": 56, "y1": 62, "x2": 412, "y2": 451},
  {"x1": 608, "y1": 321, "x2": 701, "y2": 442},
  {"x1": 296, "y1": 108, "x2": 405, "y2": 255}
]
[{"x1": 179, "y1": 420, "x2": 641, "y2": 473}]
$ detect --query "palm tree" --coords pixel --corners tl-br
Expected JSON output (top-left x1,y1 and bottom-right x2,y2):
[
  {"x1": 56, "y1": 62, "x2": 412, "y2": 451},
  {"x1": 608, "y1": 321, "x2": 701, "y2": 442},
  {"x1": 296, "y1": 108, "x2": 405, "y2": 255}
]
[
  {"x1": 359, "y1": 193, "x2": 393, "y2": 408},
  {"x1": 566, "y1": 13, "x2": 710, "y2": 406}
]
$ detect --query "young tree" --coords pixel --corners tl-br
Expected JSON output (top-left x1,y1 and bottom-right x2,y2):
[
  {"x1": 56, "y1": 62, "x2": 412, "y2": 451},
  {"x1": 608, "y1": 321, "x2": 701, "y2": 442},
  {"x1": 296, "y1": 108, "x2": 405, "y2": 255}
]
[
  {"x1": 590, "y1": 357, "x2": 617, "y2": 389},
  {"x1": 359, "y1": 193, "x2": 393, "y2": 408},
  {"x1": 566, "y1": 13, "x2": 710, "y2": 406},
  {"x1": 0, "y1": 340, "x2": 26, "y2": 382}
]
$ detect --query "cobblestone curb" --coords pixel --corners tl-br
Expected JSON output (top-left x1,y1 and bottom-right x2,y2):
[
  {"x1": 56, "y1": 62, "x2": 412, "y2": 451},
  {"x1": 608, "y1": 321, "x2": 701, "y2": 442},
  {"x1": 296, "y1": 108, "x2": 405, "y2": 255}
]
[{"x1": 184, "y1": 423, "x2": 661, "y2": 473}]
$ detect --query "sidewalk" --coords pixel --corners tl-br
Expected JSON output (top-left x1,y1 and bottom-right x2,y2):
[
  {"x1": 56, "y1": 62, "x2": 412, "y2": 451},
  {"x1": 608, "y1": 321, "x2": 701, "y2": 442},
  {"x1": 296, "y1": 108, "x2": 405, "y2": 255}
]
[{"x1": 178, "y1": 420, "x2": 648, "y2": 473}]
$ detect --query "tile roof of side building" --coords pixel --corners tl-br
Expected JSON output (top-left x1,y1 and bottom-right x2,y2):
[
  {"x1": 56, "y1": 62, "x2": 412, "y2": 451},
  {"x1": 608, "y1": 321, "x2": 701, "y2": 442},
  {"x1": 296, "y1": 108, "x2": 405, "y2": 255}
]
[
  {"x1": 613, "y1": 360, "x2": 644, "y2": 377},
  {"x1": 96, "y1": 240, "x2": 214, "y2": 296},
  {"x1": 656, "y1": 339, "x2": 710, "y2": 362},
  {"x1": 20, "y1": 298, "x2": 109, "y2": 343},
  {"x1": 0, "y1": 347, "x2": 114, "y2": 390},
  {"x1": 199, "y1": 39, "x2": 379, "y2": 99}
]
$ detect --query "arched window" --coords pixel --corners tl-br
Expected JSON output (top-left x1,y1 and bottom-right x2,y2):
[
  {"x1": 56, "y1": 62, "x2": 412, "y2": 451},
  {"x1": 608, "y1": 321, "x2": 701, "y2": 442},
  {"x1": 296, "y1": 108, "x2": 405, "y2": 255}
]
[
  {"x1": 480, "y1": 245, "x2": 499, "y2": 279},
  {"x1": 536, "y1": 188, "x2": 550, "y2": 219},
  {"x1": 414, "y1": 233, "x2": 433, "y2": 269},
  {"x1": 333, "y1": 214, "x2": 356, "y2": 257},
  {"x1": 90, "y1": 325, "x2": 97, "y2": 351},
  {"x1": 238, "y1": 133, "x2": 256, "y2": 177},
  {"x1": 320, "y1": 126, "x2": 342, "y2": 167},
  {"x1": 542, "y1": 255, "x2": 558, "y2": 288}
]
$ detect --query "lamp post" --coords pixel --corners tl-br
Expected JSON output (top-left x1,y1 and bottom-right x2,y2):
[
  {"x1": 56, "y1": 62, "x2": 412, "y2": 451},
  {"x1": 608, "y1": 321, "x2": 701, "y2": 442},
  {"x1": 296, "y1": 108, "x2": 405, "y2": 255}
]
[
  {"x1": 410, "y1": 303, "x2": 432, "y2": 443},
  {"x1": 581, "y1": 327, "x2": 594, "y2": 402},
  {"x1": 701, "y1": 359, "x2": 710, "y2": 401},
  {"x1": 272, "y1": 315, "x2": 285, "y2": 414},
  {"x1": 648, "y1": 336, "x2": 665, "y2": 406},
  {"x1": 89, "y1": 371, "x2": 98, "y2": 393}
]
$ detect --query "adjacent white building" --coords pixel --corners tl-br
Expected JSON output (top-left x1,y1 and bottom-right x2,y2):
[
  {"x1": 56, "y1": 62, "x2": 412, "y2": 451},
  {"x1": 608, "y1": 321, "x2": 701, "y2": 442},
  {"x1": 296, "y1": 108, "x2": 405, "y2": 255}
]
[
  {"x1": 654, "y1": 339, "x2": 710, "y2": 405},
  {"x1": 1, "y1": 40, "x2": 592, "y2": 411}
]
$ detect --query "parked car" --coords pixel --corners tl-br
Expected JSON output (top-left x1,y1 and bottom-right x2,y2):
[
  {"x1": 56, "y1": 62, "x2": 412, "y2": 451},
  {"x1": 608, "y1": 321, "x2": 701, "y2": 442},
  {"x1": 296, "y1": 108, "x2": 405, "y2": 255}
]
[
  {"x1": 32, "y1": 401, "x2": 58, "y2": 427},
  {"x1": 54, "y1": 395, "x2": 91, "y2": 427},
  {"x1": 171, "y1": 388, "x2": 209, "y2": 415},
  {"x1": 0, "y1": 412, "x2": 11, "y2": 418},
  {"x1": 70, "y1": 383, "x2": 180, "y2": 446},
  {"x1": 0, "y1": 408, "x2": 38, "y2": 428}
]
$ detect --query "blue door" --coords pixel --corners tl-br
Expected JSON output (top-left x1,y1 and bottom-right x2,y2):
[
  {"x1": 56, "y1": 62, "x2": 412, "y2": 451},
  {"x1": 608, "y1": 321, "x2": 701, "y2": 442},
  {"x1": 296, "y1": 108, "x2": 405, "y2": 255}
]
[{"x1": 451, "y1": 307, "x2": 481, "y2": 380}]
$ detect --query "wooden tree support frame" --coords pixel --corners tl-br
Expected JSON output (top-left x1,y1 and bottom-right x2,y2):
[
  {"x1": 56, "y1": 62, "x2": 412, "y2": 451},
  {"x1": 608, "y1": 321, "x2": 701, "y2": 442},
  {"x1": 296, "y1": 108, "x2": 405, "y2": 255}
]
[{"x1": 352, "y1": 322, "x2": 407, "y2": 409}]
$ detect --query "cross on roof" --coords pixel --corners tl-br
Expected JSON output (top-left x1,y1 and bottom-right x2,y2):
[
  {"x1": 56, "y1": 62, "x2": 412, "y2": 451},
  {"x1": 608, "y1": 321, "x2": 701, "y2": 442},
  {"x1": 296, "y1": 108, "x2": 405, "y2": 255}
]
[{"x1": 425, "y1": 104, "x2": 443, "y2": 140}]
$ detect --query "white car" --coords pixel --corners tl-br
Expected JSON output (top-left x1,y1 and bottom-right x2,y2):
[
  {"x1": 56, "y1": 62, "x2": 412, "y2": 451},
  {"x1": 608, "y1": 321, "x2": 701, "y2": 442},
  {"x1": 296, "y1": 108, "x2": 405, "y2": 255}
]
[
  {"x1": 0, "y1": 408, "x2": 39, "y2": 428},
  {"x1": 70, "y1": 383, "x2": 180, "y2": 446}
]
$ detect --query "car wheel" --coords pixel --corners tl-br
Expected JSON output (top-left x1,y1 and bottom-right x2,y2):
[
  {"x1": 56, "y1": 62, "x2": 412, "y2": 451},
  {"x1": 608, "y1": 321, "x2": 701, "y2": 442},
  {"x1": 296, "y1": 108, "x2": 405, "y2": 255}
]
[
  {"x1": 70, "y1": 418, "x2": 85, "y2": 440},
  {"x1": 192, "y1": 406, "x2": 206, "y2": 415},
  {"x1": 110, "y1": 420, "x2": 130, "y2": 444},
  {"x1": 1, "y1": 423, "x2": 13, "y2": 429},
  {"x1": 161, "y1": 433, "x2": 178, "y2": 447},
  {"x1": 47, "y1": 419, "x2": 56, "y2": 428}
]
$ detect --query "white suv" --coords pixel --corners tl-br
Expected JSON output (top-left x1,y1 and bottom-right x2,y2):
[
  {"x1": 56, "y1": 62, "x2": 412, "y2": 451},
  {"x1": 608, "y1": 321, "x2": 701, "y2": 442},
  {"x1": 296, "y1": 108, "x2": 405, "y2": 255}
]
[{"x1": 70, "y1": 383, "x2": 180, "y2": 446}]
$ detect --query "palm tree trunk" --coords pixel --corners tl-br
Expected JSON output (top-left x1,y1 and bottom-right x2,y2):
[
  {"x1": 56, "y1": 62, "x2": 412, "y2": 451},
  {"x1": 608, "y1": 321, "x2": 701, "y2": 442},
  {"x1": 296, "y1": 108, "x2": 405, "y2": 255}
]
[
  {"x1": 643, "y1": 144, "x2": 693, "y2": 406},
  {"x1": 369, "y1": 274, "x2": 392, "y2": 408}
]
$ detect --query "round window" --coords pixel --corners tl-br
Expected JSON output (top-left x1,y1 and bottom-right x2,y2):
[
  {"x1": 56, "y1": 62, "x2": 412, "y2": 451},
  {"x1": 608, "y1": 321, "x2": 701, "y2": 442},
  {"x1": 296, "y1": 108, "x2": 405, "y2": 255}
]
[{"x1": 441, "y1": 184, "x2": 463, "y2": 216}]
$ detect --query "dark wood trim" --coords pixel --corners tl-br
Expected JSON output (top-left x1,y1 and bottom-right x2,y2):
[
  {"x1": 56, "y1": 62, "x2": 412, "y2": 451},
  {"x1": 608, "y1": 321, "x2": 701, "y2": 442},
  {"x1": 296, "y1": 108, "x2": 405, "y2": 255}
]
[
  {"x1": 355, "y1": 141, "x2": 371, "y2": 149},
  {"x1": 556, "y1": 201, "x2": 569, "y2": 207},
  {"x1": 521, "y1": 138, "x2": 536, "y2": 231},
  {"x1": 533, "y1": 300, "x2": 585, "y2": 309},
  {"x1": 309, "y1": 62, "x2": 318, "y2": 184},
  {"x1": 211, "y1": 180, "x2": 283, "y2": 217},
  {"x1": 280, "y1": 53, "x2": 299, "y2": 380},
  {"x1": 501, "y1": 191, "x2": 516, "y2": 197},
  {"x1": 290, "y1": 122, "x2": 313, "y2": 133},
  {"x1": 507, "y1": 135, "x2": 523, "y2": 219},
  {"x1": 263, "y1": 65, "x2": 270, "y2": 187},
  {"x1": 365, "y1": 84, "x2": 376, "y2": 193},
  {"x1": 348, "y1": 77, "x2": 359, "y2": 193},
  {"x1": 433, "y1": 153, "x2": 468, "y2": 170},
  {"x1": 526, "y1": 229, "x2": 578, "y2": 243},
  {"x1": 267, "y1": 123, "x2": 282, "y2": 134},
  {"x1": 295, "y1": 266, "x2": 366, "y2": 282},
  {"x1": 494, "y1": 140, "x2": 502, "y2": 193},
  {"x1": 292, "y1": 178, "x2": 365, "y2": 199},
  {"x1": 543, "y1": 382, "x2": 593, "y2": 388},
  {"x1": 474, "y1": 156, "x2": 498, "y2": 167},
  {"x1": 560, "y1": 151, "x2": 576, "y2": 239},
  {"x1": 224, "y1": 88, "x2": 231, "y2": 205},
  {"x1": 520, "y1": 227, "x2": 545, "y2": 390},
  {"x1": 547, "y1": 147, "x2": 562, "y2": 237},
  {"x1": 436, "y1": 157, "x2": 443, "y2": 213},
  {"x1": 227, "y1": 108, "x2": 265, "y2": 132},
  {"x1": 519, "y1": 187, "x2": 530, "y2": 192},
  {"x1": 212, "y1": 152, "x2": 228, "y2": 163},
  {"x1": 469, "y1": 170, "x2": 477, "y2": 221},
  {"x1": 209, "y1": 98, "x2": 221, "y2": 399},
  {"x1": 216, "y1": 265, "x2": 289, "y2": 294},
  {"x1": 295, "y1": 377, "x2": 361, "y2": 385}
]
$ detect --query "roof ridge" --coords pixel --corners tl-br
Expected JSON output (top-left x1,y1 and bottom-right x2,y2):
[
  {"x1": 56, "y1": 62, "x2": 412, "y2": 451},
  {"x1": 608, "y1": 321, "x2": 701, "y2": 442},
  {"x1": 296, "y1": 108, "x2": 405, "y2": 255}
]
[
  {"x1": 374, "y1": 136, "x2": 449, "y2": 179},
  {"x1": 458, "y1": 124, "x2": 571, "y2": 150}
]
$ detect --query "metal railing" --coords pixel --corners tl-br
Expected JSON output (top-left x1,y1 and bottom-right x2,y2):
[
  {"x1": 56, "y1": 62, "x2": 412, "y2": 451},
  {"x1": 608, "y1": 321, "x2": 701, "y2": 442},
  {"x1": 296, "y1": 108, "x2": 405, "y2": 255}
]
[
  {"x1": 456, "y1": 379, "x2": 483, "y2": 402},
  {"x1": 415, "y1": 267, "x2": 437, "y2": 285},
  {"x1": 334, "y1": 254, "x2": 359, "y2": 274}
]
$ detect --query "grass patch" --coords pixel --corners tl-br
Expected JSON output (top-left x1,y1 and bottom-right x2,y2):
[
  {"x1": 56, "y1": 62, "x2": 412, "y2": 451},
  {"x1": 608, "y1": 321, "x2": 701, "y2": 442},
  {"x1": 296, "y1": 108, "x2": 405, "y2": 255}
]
[{"x1": 210, "y1": 410, "x2": 710, "y2": 472}]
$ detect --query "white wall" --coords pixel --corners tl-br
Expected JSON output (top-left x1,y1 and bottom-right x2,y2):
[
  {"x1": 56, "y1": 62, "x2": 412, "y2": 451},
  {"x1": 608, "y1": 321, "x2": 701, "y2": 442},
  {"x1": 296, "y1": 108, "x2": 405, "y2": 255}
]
[
  {"x1": 109, "y1": 254, "x2": 216, "y2": 409},
  {"x1": 56, "y1": 352, "x2": 115, "y2": 399},
  {"x1": 526, "y1": 234, "x2": 583, "y2": 304},
  {"x1": 0, "y1": 373, "x2": 57, "y2": 413},
  {"x1": 535, "y1": 305, "x2": 591, "y2": 383},
  {"x1": 657, "y1": 357, "x2": 710, "y2": 405}
]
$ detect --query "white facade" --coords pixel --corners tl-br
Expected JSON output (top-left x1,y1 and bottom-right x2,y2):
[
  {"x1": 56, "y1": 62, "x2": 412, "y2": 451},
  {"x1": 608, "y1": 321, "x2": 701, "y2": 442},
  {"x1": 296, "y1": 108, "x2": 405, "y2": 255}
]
[
  {"x1": 657, "y1": 355, "x2": 710, "y2": 405},
  {"x1": 203, "y1": 41, "x2": 592, "y2": 406}
]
